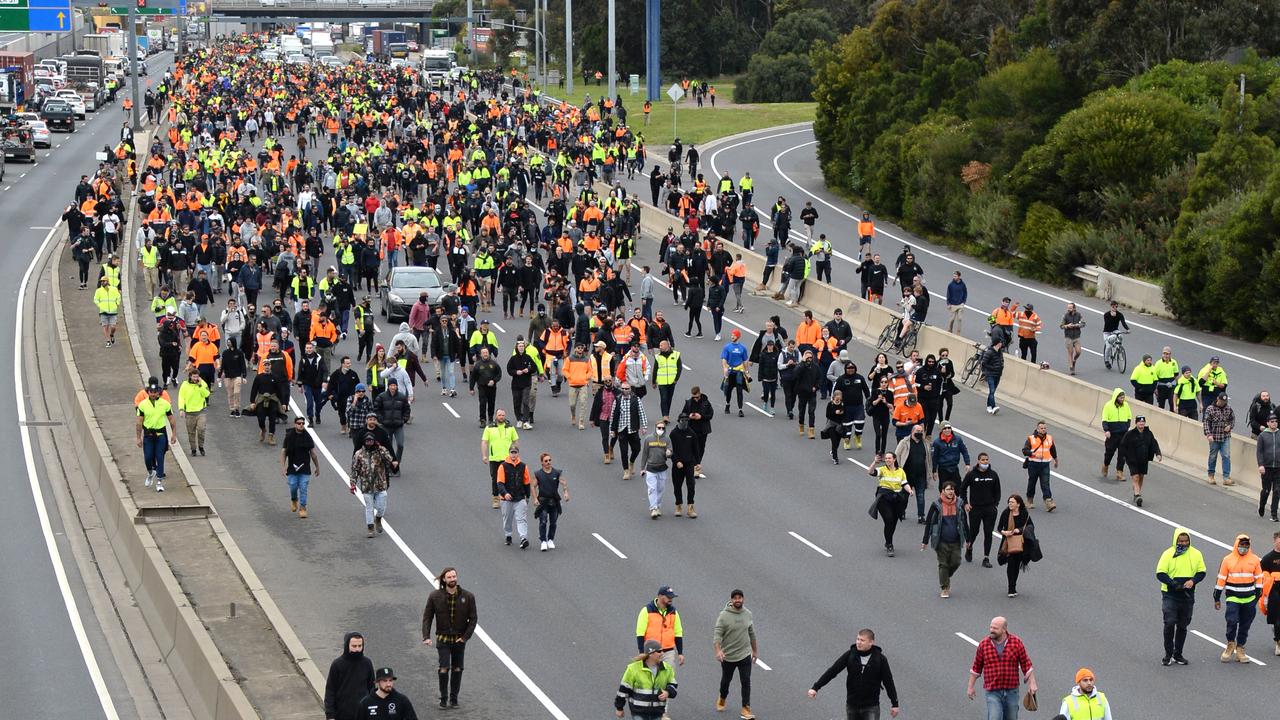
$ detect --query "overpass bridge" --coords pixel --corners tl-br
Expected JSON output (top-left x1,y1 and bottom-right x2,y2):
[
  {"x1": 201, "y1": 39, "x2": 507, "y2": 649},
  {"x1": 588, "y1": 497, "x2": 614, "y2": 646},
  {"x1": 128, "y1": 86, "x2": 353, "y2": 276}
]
[{"x1": 210, "y1": 0, "x2": 440, "y2": 22}]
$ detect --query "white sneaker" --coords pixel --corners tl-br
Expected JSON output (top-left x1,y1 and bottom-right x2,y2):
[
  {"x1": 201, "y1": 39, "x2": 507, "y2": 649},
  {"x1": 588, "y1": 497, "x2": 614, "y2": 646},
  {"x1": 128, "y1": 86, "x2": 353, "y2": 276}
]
[
  {"x1": 155, "y1": 481, "x2": 165, "y2": 493},
  {"x1": 540, "y1": 541, "x2": 548, "y2": 552},
  {"x1": 714, "y1": 334, "x2": 721, "y2": 341},
  {"x1": 991, "y1": 406, "x2": 1000, "y2": 415},
  {"x1": 547, "y1": 540, "x2": 555, "y2": 549},
  {"x1": 145, "y1": 470, "x2": 155, "y2": 487}
]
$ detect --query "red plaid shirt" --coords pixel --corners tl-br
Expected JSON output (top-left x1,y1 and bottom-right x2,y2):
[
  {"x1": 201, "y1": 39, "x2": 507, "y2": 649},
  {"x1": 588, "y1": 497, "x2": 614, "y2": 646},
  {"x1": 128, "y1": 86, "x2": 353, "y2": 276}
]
[{"x1": 970, "y1": 634, "x2": 1032, "y2": 691}]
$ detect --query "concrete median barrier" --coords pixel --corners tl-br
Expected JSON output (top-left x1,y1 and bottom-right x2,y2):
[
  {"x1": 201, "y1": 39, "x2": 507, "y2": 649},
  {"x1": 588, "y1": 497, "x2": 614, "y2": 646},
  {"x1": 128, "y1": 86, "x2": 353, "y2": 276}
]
[
  {"x1": 620, "y1": 184, "x2": 1262, "y2": 496},
  {"x1": 47, "y1": 226, "x2": 261, "y2": 720}
]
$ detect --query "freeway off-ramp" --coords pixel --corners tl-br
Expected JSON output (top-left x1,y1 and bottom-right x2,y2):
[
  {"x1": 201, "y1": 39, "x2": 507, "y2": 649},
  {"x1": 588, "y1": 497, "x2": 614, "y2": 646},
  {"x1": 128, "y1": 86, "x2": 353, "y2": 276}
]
[{"x1": 117, "y1": 168, "x2": 1280, "y2": 719}]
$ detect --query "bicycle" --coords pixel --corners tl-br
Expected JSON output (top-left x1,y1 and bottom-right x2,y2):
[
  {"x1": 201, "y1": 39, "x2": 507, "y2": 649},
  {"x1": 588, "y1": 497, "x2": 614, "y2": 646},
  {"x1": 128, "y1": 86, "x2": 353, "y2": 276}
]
[
  {"x1": 1103, "y1": 331, "x2": 1129, "y2": 373},
  {"x1": 876, "y1": 317, "x2": 903, "y2": 351},
  {"x1": 961, "y1": 343, "x2": 986, "y2": 388},
  {"x1": 876, "y1": 316, "x2": 920, "y2": 355}
]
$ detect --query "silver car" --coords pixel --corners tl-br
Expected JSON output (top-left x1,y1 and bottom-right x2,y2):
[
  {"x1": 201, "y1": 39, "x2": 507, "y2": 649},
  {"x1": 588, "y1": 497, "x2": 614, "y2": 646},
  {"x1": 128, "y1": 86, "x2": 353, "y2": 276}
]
[{"x1": 381, "y1": 266, "x2": 446, "y2": 322}]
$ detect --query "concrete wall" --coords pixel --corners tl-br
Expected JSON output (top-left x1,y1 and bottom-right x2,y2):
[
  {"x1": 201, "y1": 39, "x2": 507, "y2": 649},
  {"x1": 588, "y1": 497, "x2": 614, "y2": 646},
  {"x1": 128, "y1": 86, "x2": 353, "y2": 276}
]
[
  {"x1": 1077, "y1": 264, "x2": 1173, "y2": 320},
  {"x1": 47, "y1": 226, "x2": 261, "y2": 720},
  {"x1": 623, "y1": 186, "x2": 1260, "y2": 492}
]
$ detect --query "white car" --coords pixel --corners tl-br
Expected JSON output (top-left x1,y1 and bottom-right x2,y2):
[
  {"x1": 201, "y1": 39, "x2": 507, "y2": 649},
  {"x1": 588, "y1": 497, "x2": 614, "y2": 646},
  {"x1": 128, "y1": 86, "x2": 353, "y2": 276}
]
[
  {"x1": 27, "y1": 121, "x2": 50, "y2": 148},
  {"x1": 14, "y1": 112, "x2": 40, "y2": 125},
  {"x1": 54, "y1": 90, "x2": 86, "y2": 119}
]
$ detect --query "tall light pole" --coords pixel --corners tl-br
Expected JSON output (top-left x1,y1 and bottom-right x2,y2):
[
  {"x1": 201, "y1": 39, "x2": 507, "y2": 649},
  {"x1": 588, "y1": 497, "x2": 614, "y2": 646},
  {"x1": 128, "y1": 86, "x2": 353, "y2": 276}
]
[
  {"x1": 466, "y1": 0, "x2": 473, "y2": 58},
  {"x1": 606, "y1": 0, "x2": 615, "y2": 102},
  {"x1": 533, "y1": 0, "x2": 541, "y2": 87},
  {"x1": 564, "y1": 0, "x2": 572, "y2": 96},
  {"x1": 127, "y1": 6, "x2": 141, "y2": 130},
  {"x1": 645, "y1": 0, "x2": 660, "y2": 102}
]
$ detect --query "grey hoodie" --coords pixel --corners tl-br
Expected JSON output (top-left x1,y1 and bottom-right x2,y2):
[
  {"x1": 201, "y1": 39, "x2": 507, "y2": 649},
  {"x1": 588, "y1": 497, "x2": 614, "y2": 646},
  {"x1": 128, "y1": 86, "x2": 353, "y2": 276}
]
[
  {"x1": 391, "y1": 322, "x2": 420, "y2": 356},
  {"x1": 1258, "y1": 427, "x2": 1280, "y2": 468},
  {"x1": 712, "y1": 602, "x2": 756, "y2": 663},
  {"x1": 639, "y1": 430, "x2": 671, "y2": 472}
]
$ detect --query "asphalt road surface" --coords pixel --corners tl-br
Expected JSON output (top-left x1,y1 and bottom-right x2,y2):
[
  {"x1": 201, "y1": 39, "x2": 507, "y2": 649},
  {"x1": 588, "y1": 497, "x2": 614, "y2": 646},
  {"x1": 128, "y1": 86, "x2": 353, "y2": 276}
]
[
  {"x1": 138, "y1": 163, "x2": 1279, "y2": 718},
  {"x1": 650, "y1": 123, "x2": 1280, "y2": 418},
  {"x1": 0, "y1": 52, "x2": 169, "y2": 720}
]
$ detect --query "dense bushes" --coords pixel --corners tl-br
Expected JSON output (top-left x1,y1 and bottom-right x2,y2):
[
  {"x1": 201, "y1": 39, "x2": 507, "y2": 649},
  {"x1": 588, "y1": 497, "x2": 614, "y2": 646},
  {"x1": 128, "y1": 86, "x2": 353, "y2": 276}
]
[{"x1": 811, "y1": 0, "x2": 1280, "y2": 338}]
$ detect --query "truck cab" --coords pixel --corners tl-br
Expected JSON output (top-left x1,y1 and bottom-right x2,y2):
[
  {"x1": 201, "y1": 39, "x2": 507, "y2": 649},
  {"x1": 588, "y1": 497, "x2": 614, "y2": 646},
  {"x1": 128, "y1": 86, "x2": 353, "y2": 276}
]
[{"x1": 2, "y1": 119, "x2": 36, "y2": 162}]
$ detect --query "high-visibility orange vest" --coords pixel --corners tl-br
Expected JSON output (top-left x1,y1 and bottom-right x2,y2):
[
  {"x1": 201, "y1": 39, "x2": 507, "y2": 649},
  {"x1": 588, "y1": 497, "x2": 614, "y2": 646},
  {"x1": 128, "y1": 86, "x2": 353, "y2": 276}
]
[
  {"x1": 1015, "y1": 312, "x2": 1041, "y2": 339},
  {"x1": 1026, "y1": 433, "x2": 1054, "y2": 462}
]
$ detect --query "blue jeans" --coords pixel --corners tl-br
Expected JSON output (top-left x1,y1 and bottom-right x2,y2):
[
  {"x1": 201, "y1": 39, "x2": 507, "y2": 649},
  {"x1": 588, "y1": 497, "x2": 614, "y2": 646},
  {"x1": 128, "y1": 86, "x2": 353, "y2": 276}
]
[
  {"x1": 1207, "y1": 440, "x2": 1230, "y2": 479},
  {"x1": 986, "y1": 374, "x2": 1000, "y2": 408},
  {"x1": 287, "y1": 473, "x2": 310, "y2": 507},
  {"x1": 142, "y1": 432, "x2": 168, "y2": 479},
  {"x1": 1026, "y1": 461, "x2": 1052, "y2": 500},
  {"x1": 1225, "y1": 600, "x2": 1257, "y2": 645},
  {"x1": 303, "y1": 384, "x2": 324, "y2": 420},
  {"x1": 386, "y1": 249, "x2": 399, "y2": 269},
  {"x1": 440, "y1": 356, "x2": 456, "y2": 392},
  {"x1": 642, "y1": 297, "x2": 653, "y2": 321},
  {"x1": 984, "y1": 687, "x2": 1020, "y2": 720}
]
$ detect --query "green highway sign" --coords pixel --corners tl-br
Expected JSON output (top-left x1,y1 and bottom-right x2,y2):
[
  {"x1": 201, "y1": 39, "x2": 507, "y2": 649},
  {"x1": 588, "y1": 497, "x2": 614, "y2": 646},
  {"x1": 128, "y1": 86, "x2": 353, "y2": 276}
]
[
  {"x1": 0, "y1": 9, "x2": 28, "y2": 31},
  {"x1": 0, "y1": 1, "x2": 73, "y2": 32}
]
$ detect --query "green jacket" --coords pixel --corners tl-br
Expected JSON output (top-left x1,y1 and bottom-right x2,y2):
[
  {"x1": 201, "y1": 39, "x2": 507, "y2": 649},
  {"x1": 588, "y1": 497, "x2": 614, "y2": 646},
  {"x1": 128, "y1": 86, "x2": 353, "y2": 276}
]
[
  {"x1": 615, "y1": 659, "x2": 677, "y2": 717},
  {"x1": 712, "y1": 603, "x2": 756, "y2": 663}
]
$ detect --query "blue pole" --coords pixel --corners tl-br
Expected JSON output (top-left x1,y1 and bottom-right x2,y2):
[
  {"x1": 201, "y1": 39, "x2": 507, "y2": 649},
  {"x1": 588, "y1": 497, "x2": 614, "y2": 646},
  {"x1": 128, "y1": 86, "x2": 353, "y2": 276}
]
[{"x1": 645, "y1": 0, "x2": 660, "y2": 102}]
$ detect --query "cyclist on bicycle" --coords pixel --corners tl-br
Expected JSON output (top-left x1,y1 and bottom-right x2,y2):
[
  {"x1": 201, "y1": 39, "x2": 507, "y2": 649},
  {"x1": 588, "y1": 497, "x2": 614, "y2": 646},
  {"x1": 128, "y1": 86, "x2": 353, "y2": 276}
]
[
  {"x1": 896, "y1": 285, "x2": 927, "y2": 351},
  {"x1": 1102, "y1": 300, "x2": 1130, "y2": 370}
]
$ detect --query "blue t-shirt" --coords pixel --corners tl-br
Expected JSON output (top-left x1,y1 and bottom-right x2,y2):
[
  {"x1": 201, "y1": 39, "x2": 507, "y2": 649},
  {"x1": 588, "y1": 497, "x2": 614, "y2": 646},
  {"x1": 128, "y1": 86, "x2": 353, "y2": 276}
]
[{"x1": 721, "y1": 342, "x2": 748, "y2": 369}]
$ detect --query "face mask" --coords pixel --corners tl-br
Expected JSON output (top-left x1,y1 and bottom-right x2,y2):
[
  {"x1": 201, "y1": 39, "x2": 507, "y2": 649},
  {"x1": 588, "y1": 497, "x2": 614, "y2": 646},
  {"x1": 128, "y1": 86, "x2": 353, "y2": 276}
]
[
  {"x1": 978, "y1": 463, "x2": 989, "y2": 470},
  {"x1": 655, "y1": 427, "x2": 666, "y2": 435},
  {"x1": 1238, "y1": 545, "x2": 1250, "y2": 555}
]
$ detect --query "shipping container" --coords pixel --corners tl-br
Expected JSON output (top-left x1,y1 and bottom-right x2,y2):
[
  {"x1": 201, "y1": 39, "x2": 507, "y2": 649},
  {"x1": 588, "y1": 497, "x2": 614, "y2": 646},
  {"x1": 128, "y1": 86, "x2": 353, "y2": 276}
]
[{"x1": 0, "y1": 51, "x2": 36, "y2": 109}]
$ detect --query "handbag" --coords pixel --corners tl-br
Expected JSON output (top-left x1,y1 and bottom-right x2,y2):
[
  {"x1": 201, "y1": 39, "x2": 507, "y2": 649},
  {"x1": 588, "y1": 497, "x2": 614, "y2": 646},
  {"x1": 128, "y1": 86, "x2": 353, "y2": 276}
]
[
  {"x1": 1022, "y1": 690, "x2": 1038, "y2": 711},
  {"x1": 1000, "y1": 513, "x2": 1025, "y2": 555}
]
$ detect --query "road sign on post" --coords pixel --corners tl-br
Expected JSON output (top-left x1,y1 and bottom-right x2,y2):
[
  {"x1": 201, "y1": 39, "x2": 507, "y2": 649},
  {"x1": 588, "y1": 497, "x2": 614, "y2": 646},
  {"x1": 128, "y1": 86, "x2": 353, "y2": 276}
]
[
  {"x1": 667, "y1": 83, "x2": 683, "y2": 139},
  {"x1": 0, "y1": 0, "x2": 74, "y2": 32}
]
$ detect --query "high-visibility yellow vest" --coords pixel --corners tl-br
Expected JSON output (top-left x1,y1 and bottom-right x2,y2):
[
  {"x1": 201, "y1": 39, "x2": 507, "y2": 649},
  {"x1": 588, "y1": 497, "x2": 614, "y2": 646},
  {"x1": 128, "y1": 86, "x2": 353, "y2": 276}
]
[
  {"x1": 655, "y1": 351, "x2": 681, "y2": 386},
  {"x1": 1063, "y1": 691, "x2": 1108, "y2": 720}
]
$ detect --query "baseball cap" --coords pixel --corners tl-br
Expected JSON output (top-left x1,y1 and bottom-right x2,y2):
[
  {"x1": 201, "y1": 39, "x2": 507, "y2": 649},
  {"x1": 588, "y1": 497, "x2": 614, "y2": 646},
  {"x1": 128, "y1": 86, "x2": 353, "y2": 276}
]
[
  {"x1": 355, "y1": 383, "x2": 367, "y2": 391},
  {"x1": 643, "y1": 639, "x2": 663, "y2": 654},
  {"x1": 657, "y1": 585, "x2": 678, "y2": 598},
  {"x1": 1135, "y1": 415, "x2": 1146, "y2": 423},
  {"x1": 594, "y1": 340, "x2": 607, "y2": 349},
  {"x1": 838, "y1": 349, "x2": 849, "y2": 360},
  {"x1": 146, "y1": 378, "x2": 162, "y2": 392},
  {"x1": 940, "y1": 421, "x2": 952, "y2": 429},
  {"x1": 375, "y1": 667, "x2": 395, "y2": 680},
  {"x1": 166, "y1": 307, "x2": 176, "y2": 315},
  {"x1": 1210, "y1": 355, "x2": 1221, "y2": 362}
]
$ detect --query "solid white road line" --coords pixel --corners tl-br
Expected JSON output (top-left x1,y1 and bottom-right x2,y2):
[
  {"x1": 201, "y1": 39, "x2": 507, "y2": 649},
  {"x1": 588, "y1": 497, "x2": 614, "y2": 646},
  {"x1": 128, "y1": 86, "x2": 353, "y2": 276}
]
[
  {"x1": 15, "y1": 225, "x2": 121, "y2": 719},
  {"x1": 788, "y1": 531, "x2": 833, "y2": 557},
  {"x1": 955, "y1": 632, "x2": 980, "y2": 647},
  {"x1": 1190, "y1": 629, "x2": 1267, "y2": 666},
  {"x1": 441, "y1": 402, "x2": 461, "y2": 419},
  {"x1": 492, "y1": 321, "x2": 507, "y2": 334},
  {"x1": 294, "y1": 398, "x2": 574, "y2": 720},
  {"x1": 753, "y1": 133, "x2": 1280, "y2": 372},
  {"x1": 950, "y1": 427, "x2": 1233, "y2": 551},
  {"x1": 845, "y1": 456, "x2": 870, "y2": 470},
  {"x1": 30, "y1": 226, "x2": 54, "y2": 230},
  {"x1": 592, "y1": 532, "x2": 628, "y2": 559},
  {"x1": 744, "y1": 401, "x2": 771, "y2": 417}
]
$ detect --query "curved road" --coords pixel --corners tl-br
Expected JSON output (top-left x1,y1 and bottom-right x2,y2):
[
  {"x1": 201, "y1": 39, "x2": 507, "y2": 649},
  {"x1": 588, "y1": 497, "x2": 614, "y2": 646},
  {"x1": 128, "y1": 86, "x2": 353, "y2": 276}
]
[{"x1": 697, "y1": 124, "x2": 1280, "y2": 416}]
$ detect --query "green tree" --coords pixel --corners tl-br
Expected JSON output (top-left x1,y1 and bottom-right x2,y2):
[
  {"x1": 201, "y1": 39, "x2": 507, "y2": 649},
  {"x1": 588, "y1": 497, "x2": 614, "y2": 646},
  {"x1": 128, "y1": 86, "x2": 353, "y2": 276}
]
[
  {"x1": 1012, "y1": 88, "x2": 1214, "y2": 216},
  {"x1": 1182, "y1": 88, "x2": 1276, "y2": 214},
  {"x1": 735, "y1": 8, "x2": 839, "y2": 102}
]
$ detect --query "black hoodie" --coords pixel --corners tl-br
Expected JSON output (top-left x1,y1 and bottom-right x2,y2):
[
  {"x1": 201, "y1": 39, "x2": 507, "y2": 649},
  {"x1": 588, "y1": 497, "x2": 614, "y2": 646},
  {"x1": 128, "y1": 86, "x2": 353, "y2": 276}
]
[
  {"x1": 324, "y1": 631, "x2": 374, "y2": 720},
  {"x1": 811, "y1": 643, "x2": 899, "y2": 710}
]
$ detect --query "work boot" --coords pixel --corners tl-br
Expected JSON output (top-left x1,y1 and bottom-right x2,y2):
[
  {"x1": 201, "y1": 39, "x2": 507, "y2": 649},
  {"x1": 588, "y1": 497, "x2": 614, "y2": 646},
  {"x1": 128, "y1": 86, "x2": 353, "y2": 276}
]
[
  {"x1": 687, "y1": 504, "x2": 697, "y2": 518},
  {"x1": 798, "y1": 424, "x2": 805, "y2": 436},
  {"x1": 367, "y1": 524, "x2": 376, "y2": 538},
  {"x1": 290, "y1": 499, "x2": 298, "y2": 513},
  {"x1": 1026, "y1": 497, "x2": 1035, "y2": 509},
  {"x1": 855, "y1": 436, "x2": 863, "y2": 449},
  {"x1": 491, "y1": 495, "x2": 500, "y2": 509},
  {"x1": 622, "y1": 467, "x2": 631, "y2": 480},
  {"x1": 1208, "y1": 474, "x2": 1217, "y2": 485},
  {"x1": 267, "y1": 433, "x2": 276, "y2": 445},
  {"x1": 603, "y1": 450, "x2": 613, "y2": 464},
  {"x1": 716, "y1": 697, "x2": 726, "y2": 712},
  {"x1": 740, "y1": 706, "x2": 755, "y2": 720},
  {"x1": 1045, "y1": 498, "x2": 1057, "y2": 512},
  {"x1": 259, "y1": 429, "x2": 266, "y2": 443},
  {"x1": 1235, "y1": 645, "x2": 1249, "y2": 663},
  {"x1": 1114, "y1": 470, "x2": 1123, "y2": 481},
  {"x1": 674, "y1": 504, "x2": 683, "y2": 517},
  {"x1": 807, "y1": 428, "x2": 815, "y2": 439},
  {"x1": 1221, "y1": 641, "x2": 1236, "y2": 662},
  {"x1": 1274, "y1": 640, "x2": 1280, "y2": 656},
  {"x1": 375, "y1": 516, "x2": 384, "y2": 534},
  {"x1": 1224, "y1": 477, "x2": 1235, "y2": 486},
  {"x1": 298, "y1": 506, "x2": 308, "y2": 519},
  {"x1": 340, "y1": 423, "x2": 348, "y2": 435},
  {"x1": 842, "y1": 438, "x2": 851, "y2": 450},
  {"x1": 1101, "y1": 464, "x2": 1108, "y2": 478}
]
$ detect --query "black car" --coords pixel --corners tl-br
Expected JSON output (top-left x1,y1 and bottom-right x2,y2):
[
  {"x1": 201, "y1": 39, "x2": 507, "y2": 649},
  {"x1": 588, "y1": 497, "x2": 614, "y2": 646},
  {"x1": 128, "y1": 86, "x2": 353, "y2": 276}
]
[
  {"x1": 380, "y1": 266, "x2": 446, "y2": 323},
  {"x1": 40, "y1": 99, "x2": 75, "y2": 132}
]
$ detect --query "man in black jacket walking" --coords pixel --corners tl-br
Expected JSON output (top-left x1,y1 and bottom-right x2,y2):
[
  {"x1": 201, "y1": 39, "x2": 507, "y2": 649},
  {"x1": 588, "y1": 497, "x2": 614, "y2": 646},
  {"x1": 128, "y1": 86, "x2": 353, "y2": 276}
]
[
  {"x1": 808, "y1": 628, "x2": 901, "y2": 719},
  {"x1": 422, "y1": 567, "x2": 479, "y2": 709},
  {"x1": 372, "y1": 380, "x2": 410, "y2": 471},
  {"x1": 324, "y1": 631, "x2": 374, "y2": 720}
]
